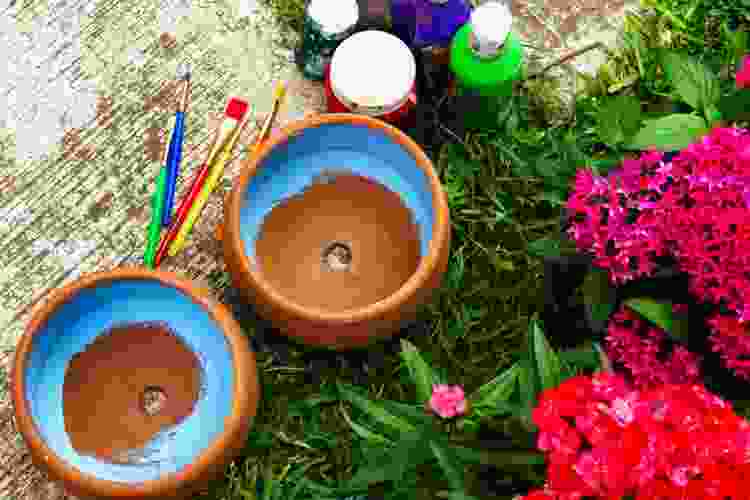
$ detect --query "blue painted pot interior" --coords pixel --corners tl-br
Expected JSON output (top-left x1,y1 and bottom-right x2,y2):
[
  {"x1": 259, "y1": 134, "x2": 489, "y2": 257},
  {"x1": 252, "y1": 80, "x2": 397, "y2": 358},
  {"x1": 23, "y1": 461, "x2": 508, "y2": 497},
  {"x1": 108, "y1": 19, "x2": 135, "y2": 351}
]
[
  {"x1": 23, "y1": 279, "x2": 234, "y2": 483},
  {"x1": 238, "y1": 122, "x2": 435, "y2": 267}
]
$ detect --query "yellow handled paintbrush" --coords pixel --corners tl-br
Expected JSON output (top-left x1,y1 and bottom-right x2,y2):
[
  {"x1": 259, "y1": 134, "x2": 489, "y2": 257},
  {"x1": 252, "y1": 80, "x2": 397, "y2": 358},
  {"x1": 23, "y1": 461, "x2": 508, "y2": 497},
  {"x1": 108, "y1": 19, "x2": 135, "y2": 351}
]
[
  {"x1": 253, "y1": 80, "x2": 288, "y2": 155},
  {"x1": 167, "y1": 112, "x2": 251, "y2": 256}
]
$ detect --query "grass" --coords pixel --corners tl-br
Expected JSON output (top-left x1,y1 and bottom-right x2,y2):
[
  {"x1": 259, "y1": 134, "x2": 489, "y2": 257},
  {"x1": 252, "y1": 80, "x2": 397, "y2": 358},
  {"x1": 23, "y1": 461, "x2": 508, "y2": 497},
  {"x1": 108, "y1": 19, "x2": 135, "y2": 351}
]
[{"x1": 195, "y1": 0, "x2": 748, "y2": 498}]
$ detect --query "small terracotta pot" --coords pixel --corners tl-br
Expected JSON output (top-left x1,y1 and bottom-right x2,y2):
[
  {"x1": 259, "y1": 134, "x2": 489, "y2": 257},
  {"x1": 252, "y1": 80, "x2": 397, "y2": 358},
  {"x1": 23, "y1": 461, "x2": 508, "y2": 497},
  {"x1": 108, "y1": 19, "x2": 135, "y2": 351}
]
[
  {"x1": 11, "y1": 268, "x2": 259, "y2": 500},
  {"x1": 224, "y1": 113, "x2": 451, "y2": 350}
]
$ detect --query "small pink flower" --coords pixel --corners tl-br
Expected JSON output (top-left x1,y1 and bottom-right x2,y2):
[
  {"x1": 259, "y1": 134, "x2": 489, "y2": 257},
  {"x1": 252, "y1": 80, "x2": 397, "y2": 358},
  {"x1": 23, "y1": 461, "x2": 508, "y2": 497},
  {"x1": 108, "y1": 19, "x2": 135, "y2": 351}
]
[
  {"x1": 429, "y1": 384, "x2": 467, "y2": 419},
  {"x1": 737, "y1": 55, "x2": 750, "y2": 89}
]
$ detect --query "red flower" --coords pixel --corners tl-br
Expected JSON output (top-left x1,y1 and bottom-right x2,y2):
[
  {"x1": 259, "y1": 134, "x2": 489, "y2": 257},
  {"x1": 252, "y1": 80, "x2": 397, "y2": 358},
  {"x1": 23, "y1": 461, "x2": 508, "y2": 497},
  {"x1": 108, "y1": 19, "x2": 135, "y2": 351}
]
[
  {"x1": 522, "y1": 376, "x2": 750, "y2": 500},
  {"x1": 737, "y1": 55, "x2": 750, "y2": 89},
  {"x1": 708, "y1": 313, "x2": 750, "y2": 380}
]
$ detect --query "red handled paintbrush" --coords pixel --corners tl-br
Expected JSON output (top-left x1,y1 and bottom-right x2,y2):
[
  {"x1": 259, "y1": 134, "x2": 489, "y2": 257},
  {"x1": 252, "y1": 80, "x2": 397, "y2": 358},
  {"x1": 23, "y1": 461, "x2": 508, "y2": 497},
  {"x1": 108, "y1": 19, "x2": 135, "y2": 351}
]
[{"x1": 153, "y1": 97, "x2": 250, "y2": 267}]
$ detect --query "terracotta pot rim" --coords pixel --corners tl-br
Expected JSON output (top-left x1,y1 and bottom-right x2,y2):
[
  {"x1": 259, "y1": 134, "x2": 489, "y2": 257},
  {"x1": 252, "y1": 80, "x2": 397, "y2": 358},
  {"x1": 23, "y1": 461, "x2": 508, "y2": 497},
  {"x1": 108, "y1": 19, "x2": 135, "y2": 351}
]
[
  {"x1": 225, "y1": 113, "x2": 451, "y2": 323},
  {"x1": 11, "y1": 267, "x2": 258, "y2": 498}
]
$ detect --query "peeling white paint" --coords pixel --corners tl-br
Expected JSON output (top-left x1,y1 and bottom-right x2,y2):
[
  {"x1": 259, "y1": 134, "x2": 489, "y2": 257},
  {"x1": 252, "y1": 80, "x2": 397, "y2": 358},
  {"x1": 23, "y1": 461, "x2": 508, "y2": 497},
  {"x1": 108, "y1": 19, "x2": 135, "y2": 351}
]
[
  {"x1": 238, "y1": 0, "x2": 259, "y2": 18},
  {"x1": 0, "y1": 0, "x2": 97, "y2": 161},
  {"x1": 0, "y1": 206, "x2": 34, "y2": 226}
]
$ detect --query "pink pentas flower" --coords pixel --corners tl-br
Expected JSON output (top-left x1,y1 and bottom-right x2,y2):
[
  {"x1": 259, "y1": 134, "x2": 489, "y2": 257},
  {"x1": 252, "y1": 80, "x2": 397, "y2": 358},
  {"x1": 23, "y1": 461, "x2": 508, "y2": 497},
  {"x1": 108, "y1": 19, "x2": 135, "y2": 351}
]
[
  {"x1": 428, "y1": 384, "x2": 466, "y2": 418},
  {"x1": 604, "y1": 307, "x2": 702, "y2": 389},
  {"x1": 737, "y1": 55, "x2": 750, "y2": 89},
  {"x1": 565, "y1": 150, "x2": 670, "y2": 284}
]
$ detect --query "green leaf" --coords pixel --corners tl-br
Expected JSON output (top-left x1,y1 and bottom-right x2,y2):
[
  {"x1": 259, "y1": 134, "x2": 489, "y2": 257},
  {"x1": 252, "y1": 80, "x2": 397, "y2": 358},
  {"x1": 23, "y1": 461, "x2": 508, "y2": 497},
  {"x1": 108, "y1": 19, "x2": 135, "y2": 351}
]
[
  {"x1": 596, "y1": 94, "x2": 642, "y2": 146},
  {"x1": 246, "y1": 430, "x2": 275, "y2": 450},
  {"x1": 660, "y1": 51, "x2": 720, "y2": 111},
  {"x1": 582, "y1": 268, "x2": 616, "y2": 324},
  {"x1": 339, "y1": 406, "x2": 394, "y2": 447},
  {"x1": 469, "y1": 361, "x2": 520, "y2": 411},
  {"x1": 517, "y1": 358, "x2": 537, "y2": 424},
  {"x1": 533, "y1": 157, "x2": 564, "y2": 180},
  {"x1": 670, "y1": 314, "x2": 691, "y2": 345},
  {"x1": 451, "y1": 445, "x2": 484, "y2": 464},
  {"x1": 399, "y1": 339, "x2": 437, "y2": 404},
  {"x1": 377, "y1": 399, "x2": 432, "y2": 427},
  {"x1": 717, "y1": 89, "x2": 750, "y2": 123},
  {"x1": 625, "y1": 114, "x2": 708, "y2": 152},
  {"x1": 303, "y1": 431, "x2": 338, "y2": 449},
  {"x1": 527, "y1": 236, "x2": 578, "y2": 258},
  {"x1": 590, "y1": 156, "x2": 626, "y2": 177},
  {"x1": 527, "y1": 236, "x2": 562, "y2": 258},
  {"x1": 534, "y1": 190, "x2": 566, "y2": 207},
  {"x1": 529, "y1": 318, "x2": 562, "y2": 392},
  {"x1": 429, "y1": 441, "x2": 466, "y2": 491},
  {"x1": 348, "y1": 433, "x2": 428, "y2": 486},
  {"x1": 559, "y1": 347, "x2": 602, "y2": 373},
  {"x1": 624, "y1": 297, "x2": 674, "y2": 333},
  {"x1": 448, "y1": 492, "x2": 481, "y2": 500},
  {"x1": 491, "y1": 191, "x2": 514, "y2": 224},
  {"x1": 337, "y1": 384, "x2": 417, "y2": 434}
]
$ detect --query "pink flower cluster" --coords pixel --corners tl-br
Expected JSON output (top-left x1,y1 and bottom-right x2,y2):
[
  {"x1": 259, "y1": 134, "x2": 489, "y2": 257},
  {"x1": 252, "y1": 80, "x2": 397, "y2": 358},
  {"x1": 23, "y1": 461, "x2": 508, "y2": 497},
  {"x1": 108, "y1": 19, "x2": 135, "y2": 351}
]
[
  {"x1": 605, "y1": 306, "x2": 702, "y2": 389},
  {"x1": 566, "y1": 150, "x2": 670, "y2": 284},
  {"x1": 520, "y1": 373, "x2": 750, "y2": 499},
  {"x1": 567, "y1": 127, "x2": 750, "y2": 377},
  {"x1": 428, "y1": 384, "x2": 467, "y2": 418}
]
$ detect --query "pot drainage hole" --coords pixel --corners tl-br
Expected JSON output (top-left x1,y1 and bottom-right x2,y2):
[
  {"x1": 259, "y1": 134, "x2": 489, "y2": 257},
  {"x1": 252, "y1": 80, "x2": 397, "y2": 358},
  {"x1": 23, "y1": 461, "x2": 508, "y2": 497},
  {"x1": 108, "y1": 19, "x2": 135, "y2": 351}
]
[
  {"x1": 140, "y1": 386, "x2": 168, "y2": 416},
  {"x1": 322, "y1": 241, "x2": 352, "y2": 271}
]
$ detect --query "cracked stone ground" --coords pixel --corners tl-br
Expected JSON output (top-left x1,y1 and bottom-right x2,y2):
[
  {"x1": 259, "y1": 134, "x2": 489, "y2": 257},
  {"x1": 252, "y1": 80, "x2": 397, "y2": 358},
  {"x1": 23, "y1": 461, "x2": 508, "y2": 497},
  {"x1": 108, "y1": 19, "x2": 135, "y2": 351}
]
[{"x1": 0, "y1": 0, "x2": 635, "y2": 497}]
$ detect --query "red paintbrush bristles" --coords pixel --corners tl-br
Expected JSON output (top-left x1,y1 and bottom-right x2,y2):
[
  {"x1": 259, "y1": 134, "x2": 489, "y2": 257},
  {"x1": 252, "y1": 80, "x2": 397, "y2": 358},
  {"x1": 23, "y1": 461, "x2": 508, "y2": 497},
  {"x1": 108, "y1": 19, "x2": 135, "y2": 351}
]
[{"x1": 225, "y1": 97, "x2": 249, "y2": 121}]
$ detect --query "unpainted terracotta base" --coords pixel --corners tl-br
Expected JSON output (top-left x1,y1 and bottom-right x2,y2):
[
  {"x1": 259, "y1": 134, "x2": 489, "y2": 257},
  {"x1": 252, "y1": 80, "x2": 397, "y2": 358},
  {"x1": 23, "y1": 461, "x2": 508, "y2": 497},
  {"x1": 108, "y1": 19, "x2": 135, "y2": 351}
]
[
  {"x1": 254, "y1": 172, "x2": 421, "y2": 312},
  {"x1": 63, "y1": 321, "x2": 202, "y2": 464}
]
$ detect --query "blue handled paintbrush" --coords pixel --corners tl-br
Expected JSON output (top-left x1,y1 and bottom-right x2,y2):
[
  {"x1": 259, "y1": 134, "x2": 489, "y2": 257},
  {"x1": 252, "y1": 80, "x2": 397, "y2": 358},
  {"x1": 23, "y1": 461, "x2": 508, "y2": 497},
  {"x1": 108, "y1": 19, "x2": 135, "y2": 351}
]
[{"x1": 162, "y1": 62, "x2": 191, "y2": 227}]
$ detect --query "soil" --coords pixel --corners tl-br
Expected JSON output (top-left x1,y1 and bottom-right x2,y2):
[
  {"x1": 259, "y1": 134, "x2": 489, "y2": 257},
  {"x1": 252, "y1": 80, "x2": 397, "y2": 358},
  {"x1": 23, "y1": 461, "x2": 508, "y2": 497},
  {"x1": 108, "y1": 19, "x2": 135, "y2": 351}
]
[
  {"x1": 62, "y1": 321, "x2": 202, "y2": 464},
  {"x1": 254, "y1": 172, "x2": 422, "y2": 312}
]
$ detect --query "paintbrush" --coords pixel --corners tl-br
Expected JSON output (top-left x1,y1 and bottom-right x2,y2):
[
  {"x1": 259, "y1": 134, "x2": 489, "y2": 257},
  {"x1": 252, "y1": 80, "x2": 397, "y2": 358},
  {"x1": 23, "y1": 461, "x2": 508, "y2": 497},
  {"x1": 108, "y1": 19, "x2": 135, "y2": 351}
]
[
  {"x1": 253, "y1": 80, "x2": 288, "y2": 156},
  {"x1": 161, "y1": 62, "x2": 191, "y2": 227},
  {"x1": 143, "y1": 143, "x2": 170, "y2": 268},
  {"x1": 214, "y1": 81, "x2": 287, "y2": 243},
  {"x1": 153, "y1": 96, "x2": 250, "y2": 267},
  {"x1": 167, "y1": 112, "x2": 252, "y2": 256}
]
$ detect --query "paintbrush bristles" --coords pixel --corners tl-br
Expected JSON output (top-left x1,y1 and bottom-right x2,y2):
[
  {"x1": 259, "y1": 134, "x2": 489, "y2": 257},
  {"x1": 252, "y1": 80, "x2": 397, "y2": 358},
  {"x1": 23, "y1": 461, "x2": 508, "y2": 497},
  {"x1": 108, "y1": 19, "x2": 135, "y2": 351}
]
[
  {"x1": 176, "y1": 63, "x2": 191, "y2": 112},
  {"x1": 176, "y1": 62, "x2": 191, "y2": 80}
]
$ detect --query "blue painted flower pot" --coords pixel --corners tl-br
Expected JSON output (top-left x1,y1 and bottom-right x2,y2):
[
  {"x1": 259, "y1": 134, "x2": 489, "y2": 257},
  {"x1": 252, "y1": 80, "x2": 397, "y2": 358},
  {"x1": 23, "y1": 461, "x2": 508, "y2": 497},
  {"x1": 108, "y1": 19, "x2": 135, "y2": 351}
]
[
  {"x1": 11, "y1": 268, "x2": 259, "y2": 500},
  {"x1": 223, "y1": 114, "x2": 451, "y2": 350}
]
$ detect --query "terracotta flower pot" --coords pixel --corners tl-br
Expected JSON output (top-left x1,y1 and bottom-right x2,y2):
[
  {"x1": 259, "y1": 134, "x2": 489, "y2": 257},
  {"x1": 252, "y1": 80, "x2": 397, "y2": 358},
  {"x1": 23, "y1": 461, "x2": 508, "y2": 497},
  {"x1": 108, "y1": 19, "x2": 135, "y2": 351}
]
[
  {"x1": 11, "y1": 268, "x2": 259, "y2": 500},
  {"x1": 224, "y1": 113, "x2": 451, "y2": 350}
]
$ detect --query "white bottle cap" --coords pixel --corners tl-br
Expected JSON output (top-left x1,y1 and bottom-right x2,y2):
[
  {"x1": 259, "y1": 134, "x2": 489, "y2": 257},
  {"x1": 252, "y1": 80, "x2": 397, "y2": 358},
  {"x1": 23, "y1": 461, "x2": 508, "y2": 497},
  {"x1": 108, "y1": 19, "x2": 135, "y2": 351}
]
[
  {"x1": 330, "y1": 30, "x2": 416, "y2": 116},
  {"x1": 307, "y1": 0, "x2": 359, "y2": 36},
  {"x1": 470, "y1": 1, "x2": 513, "y2": 58}
]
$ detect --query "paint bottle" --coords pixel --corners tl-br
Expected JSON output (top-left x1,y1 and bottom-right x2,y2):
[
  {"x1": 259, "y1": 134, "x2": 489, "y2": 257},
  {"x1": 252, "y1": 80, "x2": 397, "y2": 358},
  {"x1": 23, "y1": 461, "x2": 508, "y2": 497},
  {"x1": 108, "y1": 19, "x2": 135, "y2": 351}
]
[
  {"x1": 357, "y1": 0, "x2": 391, "y2": 32},
  {"x1": 325, "y1": 30, "x2": 418, "y2": 128},
  {"x1": 391, "y1": 0, "x2": 471, "y2": 63},
  {"x1": 449, "y1": 1, "x2": 523, "y2": 130},
  {"x1": 297, "y1": 0, "x2": 360, "y2": 81}
]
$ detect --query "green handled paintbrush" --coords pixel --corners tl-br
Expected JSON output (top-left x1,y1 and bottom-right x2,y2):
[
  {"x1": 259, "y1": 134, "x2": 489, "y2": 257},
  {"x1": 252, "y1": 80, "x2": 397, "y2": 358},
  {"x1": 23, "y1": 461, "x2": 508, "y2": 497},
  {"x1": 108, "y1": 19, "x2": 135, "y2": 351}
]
[{"x1": 144, "y1": 147, "x2": 169, "y2": 268}]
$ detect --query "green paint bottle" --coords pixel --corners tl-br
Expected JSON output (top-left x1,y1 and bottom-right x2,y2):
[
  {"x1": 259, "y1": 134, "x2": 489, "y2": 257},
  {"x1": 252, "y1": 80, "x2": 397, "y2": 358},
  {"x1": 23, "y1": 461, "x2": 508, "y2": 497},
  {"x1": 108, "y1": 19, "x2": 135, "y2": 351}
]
[{"x1": 449, "y1": 1, "x2": 523, "y2": 130}]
